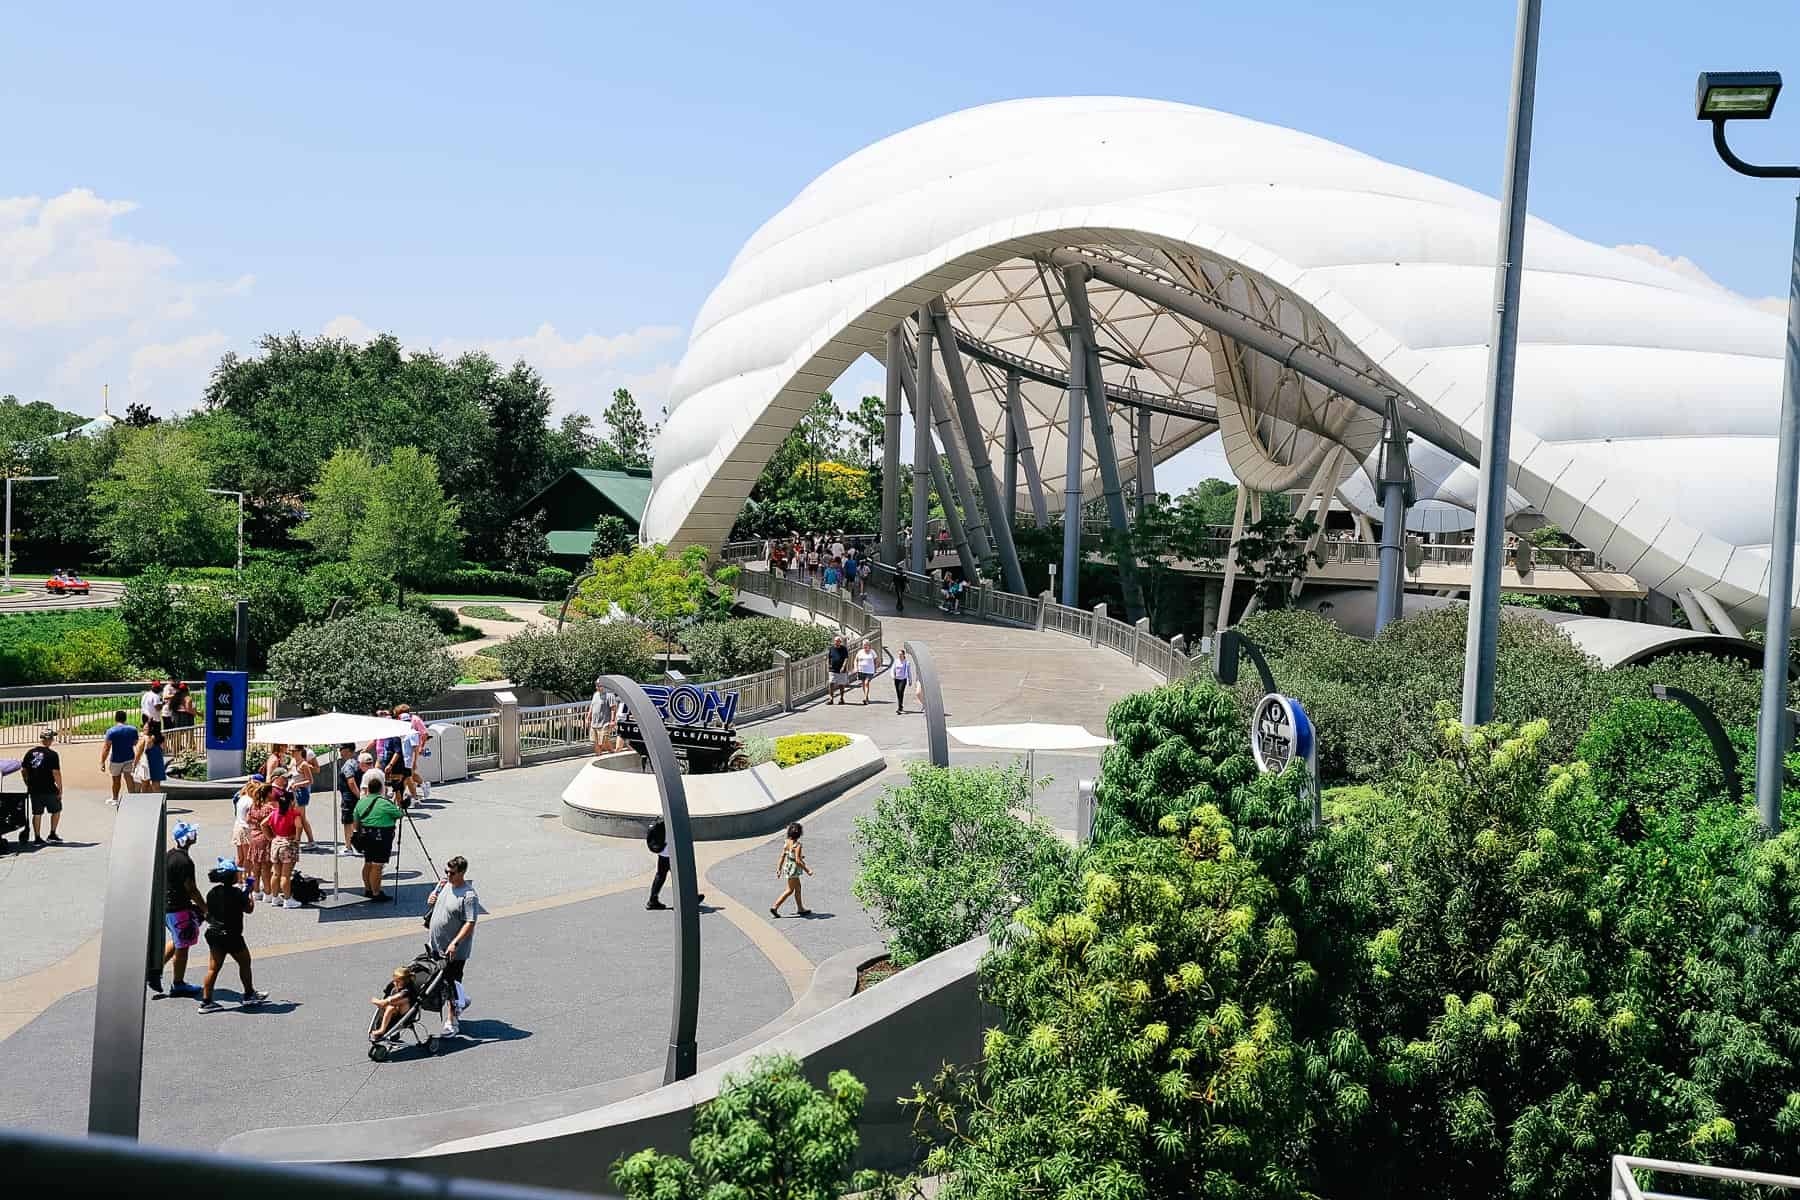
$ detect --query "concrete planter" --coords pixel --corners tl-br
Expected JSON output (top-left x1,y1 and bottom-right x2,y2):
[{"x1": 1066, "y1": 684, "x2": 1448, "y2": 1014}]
[{"x1": 560, "y1": 734, "x2": 886, "y2": 840}]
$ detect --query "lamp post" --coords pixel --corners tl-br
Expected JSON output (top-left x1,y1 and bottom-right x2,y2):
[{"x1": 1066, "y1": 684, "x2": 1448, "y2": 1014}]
[
  {"x1": 1697, "y1": 70, "x2": 1800, "y2": 834},
  {"x1": 4, "y1": 475, "x2": 58, "y2": 592},
  {"x1": 207, "y1": 488, "x2": 245, "y2": 577}
]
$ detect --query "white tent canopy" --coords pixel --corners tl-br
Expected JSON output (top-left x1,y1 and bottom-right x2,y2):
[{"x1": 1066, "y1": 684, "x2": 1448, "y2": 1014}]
[
  {"x1": 251, "y1": 713, "x2": 414, "y2": 745},
  {"x1": 949, "y1": 724, "x2": 1114, "y2": 752}
]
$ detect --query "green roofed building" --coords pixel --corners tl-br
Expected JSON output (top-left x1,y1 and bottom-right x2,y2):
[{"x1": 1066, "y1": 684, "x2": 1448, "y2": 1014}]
[{"x1": 516, "y1": 466, "x2": 653, "y2": 564}]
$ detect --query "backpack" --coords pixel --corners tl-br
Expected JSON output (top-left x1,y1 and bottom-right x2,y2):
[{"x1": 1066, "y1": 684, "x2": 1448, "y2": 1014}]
[
  {"x1": 289, "y1": 873, "x2": 322, "y2": 904},
  {"x1": 646, "y1": 819, "x2": 666, "y2": 854}
]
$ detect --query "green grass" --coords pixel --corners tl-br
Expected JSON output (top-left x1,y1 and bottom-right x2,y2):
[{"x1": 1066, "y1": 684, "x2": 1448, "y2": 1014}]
[
  {"x1": 456, "y1": 653, "x2": 507, "y2": 685},
  {"x1": 0, "y1": 609, "x2": 131, "y2": 686},
  {"x1": 458, "y1": 604, "x2": 523, "y2": 622}
]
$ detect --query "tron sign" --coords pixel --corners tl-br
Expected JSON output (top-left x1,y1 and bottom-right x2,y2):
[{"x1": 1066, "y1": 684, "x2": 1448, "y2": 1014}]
[
  {"x1": 1251, "y1": 693, "x2": 1314, "y2": 775},
  {"x1": 639, "y1": 683, "x2": 740, "y2": 729}
]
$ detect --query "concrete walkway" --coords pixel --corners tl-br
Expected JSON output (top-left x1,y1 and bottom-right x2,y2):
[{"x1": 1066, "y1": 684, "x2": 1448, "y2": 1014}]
[
  {"x1": 0, "y1": 593, "x2": 1160, "y2": 1148},
  {"x1": 440, "y1": 600, "x2": 553, "y2": 659}
]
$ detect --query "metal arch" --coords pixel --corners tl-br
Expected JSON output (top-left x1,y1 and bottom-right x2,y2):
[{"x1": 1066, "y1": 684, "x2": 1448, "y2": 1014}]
[
  {"x1": 903, "y1": 638, "x2": 949, "y2": 767},
  {"x1": 597, "y1": 674, "x2": 700, "y2": 1083},
  {"x1": 1649, "y1": 684, "x2": 1745, "y2": 805},
  {"x1": 89, "y1": 791, "x2": 168, "y2": 1138}
]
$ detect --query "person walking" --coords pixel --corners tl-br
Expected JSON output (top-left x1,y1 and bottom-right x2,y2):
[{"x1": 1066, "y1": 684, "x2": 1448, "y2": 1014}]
[
  {"x1": 892, "y1": 647, "x2": 913, "y2": 713},
  {"x1": 131, "y1": 728, "x2": 168, "y2": 794},
  {"x1": 396, "y1": 707, "x2": 428, "y2": 806},
  {"x1": 589, "y1": 679, "x2": 621, "y2": 755},
  {"x1": 377, "y1": 721, "x2": 408, "y2": 810},
  {"x1": 893, "y1": 563, "x2": 906, "y2": 613},
  {"x1": 425, "y1": 856, "x2": 478, "y2": 1036},
  {"x1": 855, "y1": 639, "x2": 878, "y2": 704},
  {"x1": 822, "y1": 557, "x2": 840, "y2": 595},
  {"x1": 197, "y1": 858, "x2": 267, "y2": 1012},
  {"x1": 352, "y1": 776, "x2": 402, "y2": 902},
  {"x1": 826, "y1": 636, "x2": 850, "y2": 705},
  {"x1": 100, "y1": 710, "x2": 139, "y2": 806},
  {"x1": 170, "y1": 682, "x2": 197, "y2": 752},
  {"x1": 157, "y1": 822, "x2": 206, "y2": 998},
  {"x1": 139, "y1": 680, "x2": 164, "y2": 737},
  {"x1": 291, "y1": 743, "x2": 319, "y2": 848},
  {"x1": 643, "y1": 819, "x2": 704, "y2": 910},
  {"x1": 21, "y1": 728, "x2": 63, "y2": 845},
  {"x1": 262, "y1": 784, "x2": 304, "y2": 907},
  {"x1": 768, "y1": 822, "x2": 812, "y2": 918},
  {"x1": 334, "y1": 745, "x2": 362, "y2": 857}
]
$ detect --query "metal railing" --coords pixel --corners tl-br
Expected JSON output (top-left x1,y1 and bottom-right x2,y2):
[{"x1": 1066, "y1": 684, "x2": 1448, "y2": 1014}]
[
  {"x1": 0, "y1": 680, "x2": 275, "y2": 747},
  {"x1": 719, "y1": 539, "x2": 765, "y2": 562},
  {"x1": 428, "y1": 710, "x2": 500, "y2": 767},
  {"x1": 1611, "y1": 1154, "x2": 1800, "y2": 1199},
  {"x1": 1097, "y1": 614, "x2": 1138, "y2": 657},
  {"x1": 519, "y1": 700, "x2": 596, "y2": 762}
]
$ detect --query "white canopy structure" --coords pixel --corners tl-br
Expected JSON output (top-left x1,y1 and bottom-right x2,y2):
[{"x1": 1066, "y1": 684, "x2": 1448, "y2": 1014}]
[
  {"x1": 251, "y1": 714, "x2": 414, "y2": 745},
  {"x1": 647, "y1": 96, "x2": 1790, "y2": 630},
  {"x1": 948, "y1": 724, "x2": 1115, "y2": 753}
]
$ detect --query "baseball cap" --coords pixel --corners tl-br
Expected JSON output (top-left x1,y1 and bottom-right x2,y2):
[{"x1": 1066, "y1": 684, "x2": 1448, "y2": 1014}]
[
  {"x1": 172, "y1": 822, "x2": 200, "y2": 846},
  {"x1": 213, "y1": 857, "x2": 240, "y2": 875},
  {"x1": 38, "y1": 728, "x2": 54, "y2": 741},
  {"x1": 250, "y1": 772, "x2": 266, "y2": 783}
]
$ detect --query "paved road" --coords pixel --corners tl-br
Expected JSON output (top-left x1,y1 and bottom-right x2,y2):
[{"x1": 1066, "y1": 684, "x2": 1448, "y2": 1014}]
[
  {"x1": 0, "y1": 594, "x2": 1161, "y2": 1149},
  {"x1": 0, "y1": 579, "x2": 125, "y2": 612}
]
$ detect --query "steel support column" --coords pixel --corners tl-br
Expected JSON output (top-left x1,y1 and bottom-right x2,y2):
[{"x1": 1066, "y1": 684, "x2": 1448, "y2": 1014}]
[
  {"x1": 1136, "y1": 406, "x2": 1154, "y2": 504},
  {"x1": 1216, "y1": 485, "x2": 1249, "y2": 637},
  {"x1": 919, "y1": 329, "x2": 995, "y2": 568},
  {"x1": 1006, "y1": 369, "x2": 1050, "y2": 524},
  {"x1": 1063, "y1": 265, "x2": 1146, "y2": 621},
  {"x1": 930, "y1": 300, "x2": 1027, "y2": 593},
  {"x1": 1375, "y1": 406, "x2": 1414, "y2": 632},
  {"x1": 898, "y1": 342, "x2": 979, "y2": 580},
  {"x1": 1059, "y1": 285, "x2": 1088, "y2": 607},
  {"x1": 881, "y1": 325, "x2": 903, "y2": 566},
  {"x1": 1002, "y1": 390, "x2": 1019, "y2": 530},
  {"x1": 910, "y1": 318, "x2": 933, "y2": 576}
]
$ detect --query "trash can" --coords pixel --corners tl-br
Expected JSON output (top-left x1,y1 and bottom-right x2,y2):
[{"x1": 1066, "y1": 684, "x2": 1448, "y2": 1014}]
[{"x1": 422, "y1": 723, "x2": 468, "y2": 783}]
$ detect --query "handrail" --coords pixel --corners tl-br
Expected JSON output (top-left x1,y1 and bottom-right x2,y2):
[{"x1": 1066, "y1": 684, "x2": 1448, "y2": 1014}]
[{"x1": 1612, "y1": 1153, "x2": 1800, "y2": 1199}]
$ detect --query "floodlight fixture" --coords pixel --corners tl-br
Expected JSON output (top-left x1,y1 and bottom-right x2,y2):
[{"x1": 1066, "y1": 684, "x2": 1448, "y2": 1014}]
[{"x1": 1696, "y1": 70, "x2": 1782, "y2": 120}]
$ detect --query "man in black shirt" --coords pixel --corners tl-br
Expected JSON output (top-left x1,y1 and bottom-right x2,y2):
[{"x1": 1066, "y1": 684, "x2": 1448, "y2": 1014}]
[
  {"x1": 20, "y1": 728, "x2": 63, "y2": 845},
  {"x1": 155, "y1": 822, "x2": 207, "y2": 997},
  {"x1": 827, "y1": 636, "x2": 850, "y2": 705}
]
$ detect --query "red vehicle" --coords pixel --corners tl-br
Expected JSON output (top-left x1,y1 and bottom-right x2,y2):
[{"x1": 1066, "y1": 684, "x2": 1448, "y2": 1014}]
[{"x1": 44, "y1": 571, "x2": 90, "y2": 595}]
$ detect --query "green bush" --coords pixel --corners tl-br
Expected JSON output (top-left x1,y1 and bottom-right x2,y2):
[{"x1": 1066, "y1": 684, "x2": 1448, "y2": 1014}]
[
  {"x1": 852, "y1": 763, "x2": 1070, "y2": 967},
  {"x1": 492, "y1": 620, "x2": 659, "y2": 696},
  {"x1": 458, "y1": 604, "x2": 522, "y2": 622},
  {"x1": 682, "y1": 616, "x2": 834, "y2": 678},
  {"x1": 613, "y1": 1054, "x2": 876, "y2": 1200},
  {"x1": 458, "y1": 653, "x2": 506, "y2": 683},
  {"x1": 0, "y1": 610, "x2": 130, "y2": 684},
  {"x1": 431, "y1": 566, "x2": 539, "y2": 597},
  {"x1": 268, "y1": 608, "x2": 458, "y2": 712},
  {"x1": 534, "y1": 565, "x2": 573, "y2": 600},
  {"x1": 298, "y1": 560, "x2": 392, "y2": 621},
  {"x1": 773, "y1": 732, "x2": 849, "y2": 767}
]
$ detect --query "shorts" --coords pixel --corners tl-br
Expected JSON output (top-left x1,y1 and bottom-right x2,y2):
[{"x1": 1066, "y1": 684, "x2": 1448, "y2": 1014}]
[
  {"x1": 294, "y1": 786, "x2": 311, "y2": 807},
  {"x1": 107, "y1": 759, "x2": 132, "y2": 777},
  {"x1": 340, "y1": 794, "x2": 358, "y2": 827},
  {"x1": 388, "y1": 765, "x2": 411, "y2": 783},
  {"x1": 143, "y1": 718, "x2": 162, "y2": 736},
  {"x1": 271, "y1": 836, "x2": 298, "y2": 865},
  {"x1": 361, "y1": 825, "x2": 395, "y2": 864},
  {"x1": 204, "y1": 927, "x2": 248, "y2": 957},
  {"x1": 165, "y1": 909, "x2": 200, "y2": 949},
  {"x1": 28, "y1": 791, "x2": 60, "y2": 815},
  {"x1": 829, "y1": 671, "x2": 850, "y2": 686}
]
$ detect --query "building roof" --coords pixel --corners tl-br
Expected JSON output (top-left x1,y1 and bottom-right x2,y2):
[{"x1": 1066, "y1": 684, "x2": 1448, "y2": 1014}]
[
  {"x1": 518, "y1": 466, "x2": 654, "y2": 525},
  {"x1": 546, "y1": 530, "x2": 599, "y2": 557},
  {"x1": 646, "y1": 95, "x2": 1789, "y2": 630}
]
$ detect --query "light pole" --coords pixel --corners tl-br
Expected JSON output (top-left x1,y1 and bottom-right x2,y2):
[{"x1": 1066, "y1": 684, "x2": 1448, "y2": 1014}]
[
  {"x1": 4, "y1": 475, "x2": 58, "y2": 592},
  {"x1": 1696, "y1": 70, "x2": 1800, "y2": 834},
  {"x1": 1461, "y1": 0, "x2": 1543, "y2": 726},
  {"x1": 207, "y1": 488, "x2": 244, "y2": 576}
]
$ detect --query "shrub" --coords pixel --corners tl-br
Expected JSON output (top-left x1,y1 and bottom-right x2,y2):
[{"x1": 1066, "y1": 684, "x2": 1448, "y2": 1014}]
[
  {"x1": 459, "y1": 653, "x2": 506, "y2": 683},
  {"x1": 741, "y1": 735, "x2": 776, "y2": 767},
  {"x1": 431, "y1": 566, "x2": 539, "y2": 597},
  {"x1": 773, "y1": 732, "x2": 849, "y2": 767},
  {"x1": 0, "y1": 610, "x2": 130, "y2": 684},
  {"x1": 298, "y1": 560, "x2": 392, "y2": 621},
  {"x1": 534, "y1": 565, "x2": 574, "y2": 600},
  {"x1": 492, "y1": 620, "x2": 659, "y2": 696},
  {"x1": 268, "y1": 608, "x2": 458, "y2": 712},
  {"x1": 612, "y1": 1055, "x2": 875, "y2": 1200},
  {"x1": 852, "y1": 763, "x2": 1070, "y2": 967},
  {"x1": 458, "y1": 604, "x2": 522, "y2": 622},
  {"x1": 682, "y1": 616, "x2": 834, "y2": 678}
]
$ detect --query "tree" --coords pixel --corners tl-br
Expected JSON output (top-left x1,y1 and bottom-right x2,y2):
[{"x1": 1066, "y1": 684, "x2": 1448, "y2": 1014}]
[
  {"x1": 90, "y1": 425, "x2": 237, "y2": 568},
  {"x1": 573, "y1": 545, "x2": 737, "y2": 669},
  {"x1": 494, "y1": 510, "x2": 550, "y2": 574},
  {"x1": 601, "y1": 387, "x2": 658, "y2": 469},
  {"x1": 268, "y1": 608, "x2": 458, "y2": 711},
  {"x1": 349, "y1": 447, "x2": 463, "y2": 601},
  {"x1": 0, "y1": 395, "x2": 84, "y2": 471},
  {"x1": 294, "y1": 448, "x2": 377, "y2": 561},
  {"x1": 588, "y1": 514, "x2": 634, "y2": 559},
  {"x1": 491, "y1": 619, "x2": 659, "y2": 695},
  {"x1": 122, "y1": 402, "x2": 159, "y2": 428},
  {"x1": 612, "y1": 1055, "x2": 874, "y2": 1200}
]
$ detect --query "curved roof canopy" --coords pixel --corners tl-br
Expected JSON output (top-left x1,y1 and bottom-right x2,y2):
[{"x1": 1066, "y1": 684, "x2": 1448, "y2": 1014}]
[{"x1": 647, "y1": 97, "x2": 1789, "y2": 628}]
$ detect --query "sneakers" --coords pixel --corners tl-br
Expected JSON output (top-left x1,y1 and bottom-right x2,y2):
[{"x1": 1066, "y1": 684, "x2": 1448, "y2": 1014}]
[
  {"x1": 442, "y1": 1019, "x2": 459, "y2": 1036},
  {"x1": 146, "y1": 974, "x2": 164, "y2": 994},
  {"x1": 46, "y1": 832, "x2": 62, "y2": 844},
  {"x1": 241, "y1": 990, "x2": 269, "y2": 1006},
  {"x1": 196, "y1": 999, "x2": 222, "y2": 1013},
  {"x1": 340, "y1": 846, "x2": 359, "y2": 857},
  {"x1": 32, "y1": 833, "x2": 45, "y2": 845},
  {"x1": 645, "y1": 899, "x2": 669, "y2": 910},
  {"x1": 284, "y1": 897, "x2": 302, "y2": 909}
]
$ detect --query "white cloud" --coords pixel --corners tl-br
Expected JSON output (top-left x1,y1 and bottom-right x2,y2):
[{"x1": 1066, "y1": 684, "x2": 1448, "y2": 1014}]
[
  {"x1": 1612, "y1": 243, "x2": 1786, "y2": 314},
  {"x1": 128, "y1": 332, "x2": 229, "y2": 408},
  {"x1": 436, "y1": 322, "x2": 682, "y2": 372},
  {"x1": 321, "y1": 314, "x2": 378, "y2": 342}
]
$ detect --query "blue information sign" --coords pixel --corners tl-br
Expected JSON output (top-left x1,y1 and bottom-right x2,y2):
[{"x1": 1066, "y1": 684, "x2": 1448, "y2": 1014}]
[{"x1": 203, "y1": 670, "x2": 249, "y2": 751}]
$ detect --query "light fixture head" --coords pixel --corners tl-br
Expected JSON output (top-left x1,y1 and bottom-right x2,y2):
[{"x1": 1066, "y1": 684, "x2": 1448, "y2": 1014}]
[{"x1": 1696, "y1": 70, "x2": 1782, "y2": 120}]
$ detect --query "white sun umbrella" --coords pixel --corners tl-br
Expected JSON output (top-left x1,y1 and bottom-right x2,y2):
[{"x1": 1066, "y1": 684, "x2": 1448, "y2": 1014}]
[
  {"x1": 948, "y1": 723, "x2": 1115, "y2": 784},
  {"x1": 250, "y1": 713, "x2": 417, "y2": 907}
]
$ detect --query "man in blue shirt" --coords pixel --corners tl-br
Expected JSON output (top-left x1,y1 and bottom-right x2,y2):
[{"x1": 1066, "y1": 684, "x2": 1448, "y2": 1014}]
[{"x1": 99, "y1": 710, "x2": 139, "y2": 806}]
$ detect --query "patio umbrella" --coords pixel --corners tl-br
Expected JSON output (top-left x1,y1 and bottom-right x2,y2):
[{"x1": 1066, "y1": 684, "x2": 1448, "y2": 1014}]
[{"x1": 948, "y1": 722, "x2": 1115, "y2": 784}]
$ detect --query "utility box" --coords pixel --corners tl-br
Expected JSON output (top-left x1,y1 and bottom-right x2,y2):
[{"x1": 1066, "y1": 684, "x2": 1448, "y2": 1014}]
[{"x1": 421, "y1": 723, "x2": 469, "y2": 783}]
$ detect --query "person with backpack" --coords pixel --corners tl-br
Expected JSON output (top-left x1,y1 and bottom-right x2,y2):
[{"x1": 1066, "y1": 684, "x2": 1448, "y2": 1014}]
[
  {"x1": 156, "y1": 821, "x2": 206, "y2": 997},
  {"x1": 353, "y1": 777, "x2": 403, "y2": 902},
  {"x1": 644, "y1": 818, "x2": 703, "y2": 911}
]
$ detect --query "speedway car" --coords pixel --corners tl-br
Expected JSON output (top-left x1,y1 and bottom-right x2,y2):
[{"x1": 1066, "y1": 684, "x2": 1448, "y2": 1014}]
[{"x1": 44, "y1": 571, "x2": 90, "y2": 595}]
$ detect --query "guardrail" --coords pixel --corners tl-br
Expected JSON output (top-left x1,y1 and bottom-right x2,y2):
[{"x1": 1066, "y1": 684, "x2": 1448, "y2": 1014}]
[
  {"x1": 1611, "y1": 1154, "x2": 1800, "y2": 1198},
  {"x1": 0, "y1": 680, "x2": 276, "y2": 747},
  {"x1": 426, "y1": 710, "x2": 500, "y2": 768},
  {"x1": 518, "y1": 700, "x2": 594, "y2": 762}
]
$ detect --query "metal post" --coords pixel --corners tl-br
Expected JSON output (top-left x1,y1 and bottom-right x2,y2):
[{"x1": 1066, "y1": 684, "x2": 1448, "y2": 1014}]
[
  {"x1": 897, "y1": 338, "x2": 981, "y2": 580},
  {"x1": 598, "y1": 675, "x2": 700, "y2": 1082},
  {"x1": 904, "y1": 638, "x2": 949, "y2": 767},
  {"x1": 88, "y1": 792, "x2": 167, "y2": 1137},
  {"x1": 1216, "y1": 485, "x2": 1250, "y2": 637},
  {"x1": 1007, "y1": 369, "x2": 1050, "y2": 524},
  {"x1": 930, "y1": 300, "x2": 1026, "y2": 592},
  {"x1": 882, "y1": 326, "x2": 903, "y2": 566},
  {"x1": 1002, "y1": 388, "x2": 1019, "y2": 532},
  {"x1": 1460, "y1": 0, "x2": 1542, "y2": 726},
  {"x1": 1754, "y1": 195, "x2": 1800, "y2": 834},
  {"x1": 911, "y1": 318, "x2": 933, "y2": 576},
  {"x1": 1136, "y1": 406, "x2": 1154, "y2": 504},
  {"x1": 1376, "y1": 405, "x2": 1412, "y2": 632},
  {"x1": 1061, "y1": 272, "x2": 1089, "y2": 607},
  {"x1": 924, "y1": 355, "x2": 996, "y2": 568}
]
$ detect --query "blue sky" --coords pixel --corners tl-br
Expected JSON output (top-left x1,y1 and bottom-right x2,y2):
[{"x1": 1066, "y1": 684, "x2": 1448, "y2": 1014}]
[{"x1": 5, "y1": 1, "x2": 1796, "y2": 487}]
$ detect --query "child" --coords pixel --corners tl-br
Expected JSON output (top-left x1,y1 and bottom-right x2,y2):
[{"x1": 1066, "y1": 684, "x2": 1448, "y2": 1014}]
[
  {"x1": 370, "y1": 967, "x2": 415, "y2": 1040},
  {"x1": 768, "y1": 821, "x2": 813, "y2": 918}
]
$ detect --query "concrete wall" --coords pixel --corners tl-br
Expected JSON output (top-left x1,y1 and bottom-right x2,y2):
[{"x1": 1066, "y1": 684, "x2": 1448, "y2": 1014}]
[{"x1": 223, "y1": 936, "x2": 995, "y2": 1188}]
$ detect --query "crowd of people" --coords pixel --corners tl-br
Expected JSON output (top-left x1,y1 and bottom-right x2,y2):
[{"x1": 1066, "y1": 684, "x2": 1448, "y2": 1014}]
[{"x1": 769, "y1": 532, "x2": 872, "y2": 601}]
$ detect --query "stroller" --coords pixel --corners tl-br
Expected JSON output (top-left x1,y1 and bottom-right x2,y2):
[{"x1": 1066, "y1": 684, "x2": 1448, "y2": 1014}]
[{"x1": 366, "y1": 946, "x2": 454, "y2": 1061}]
